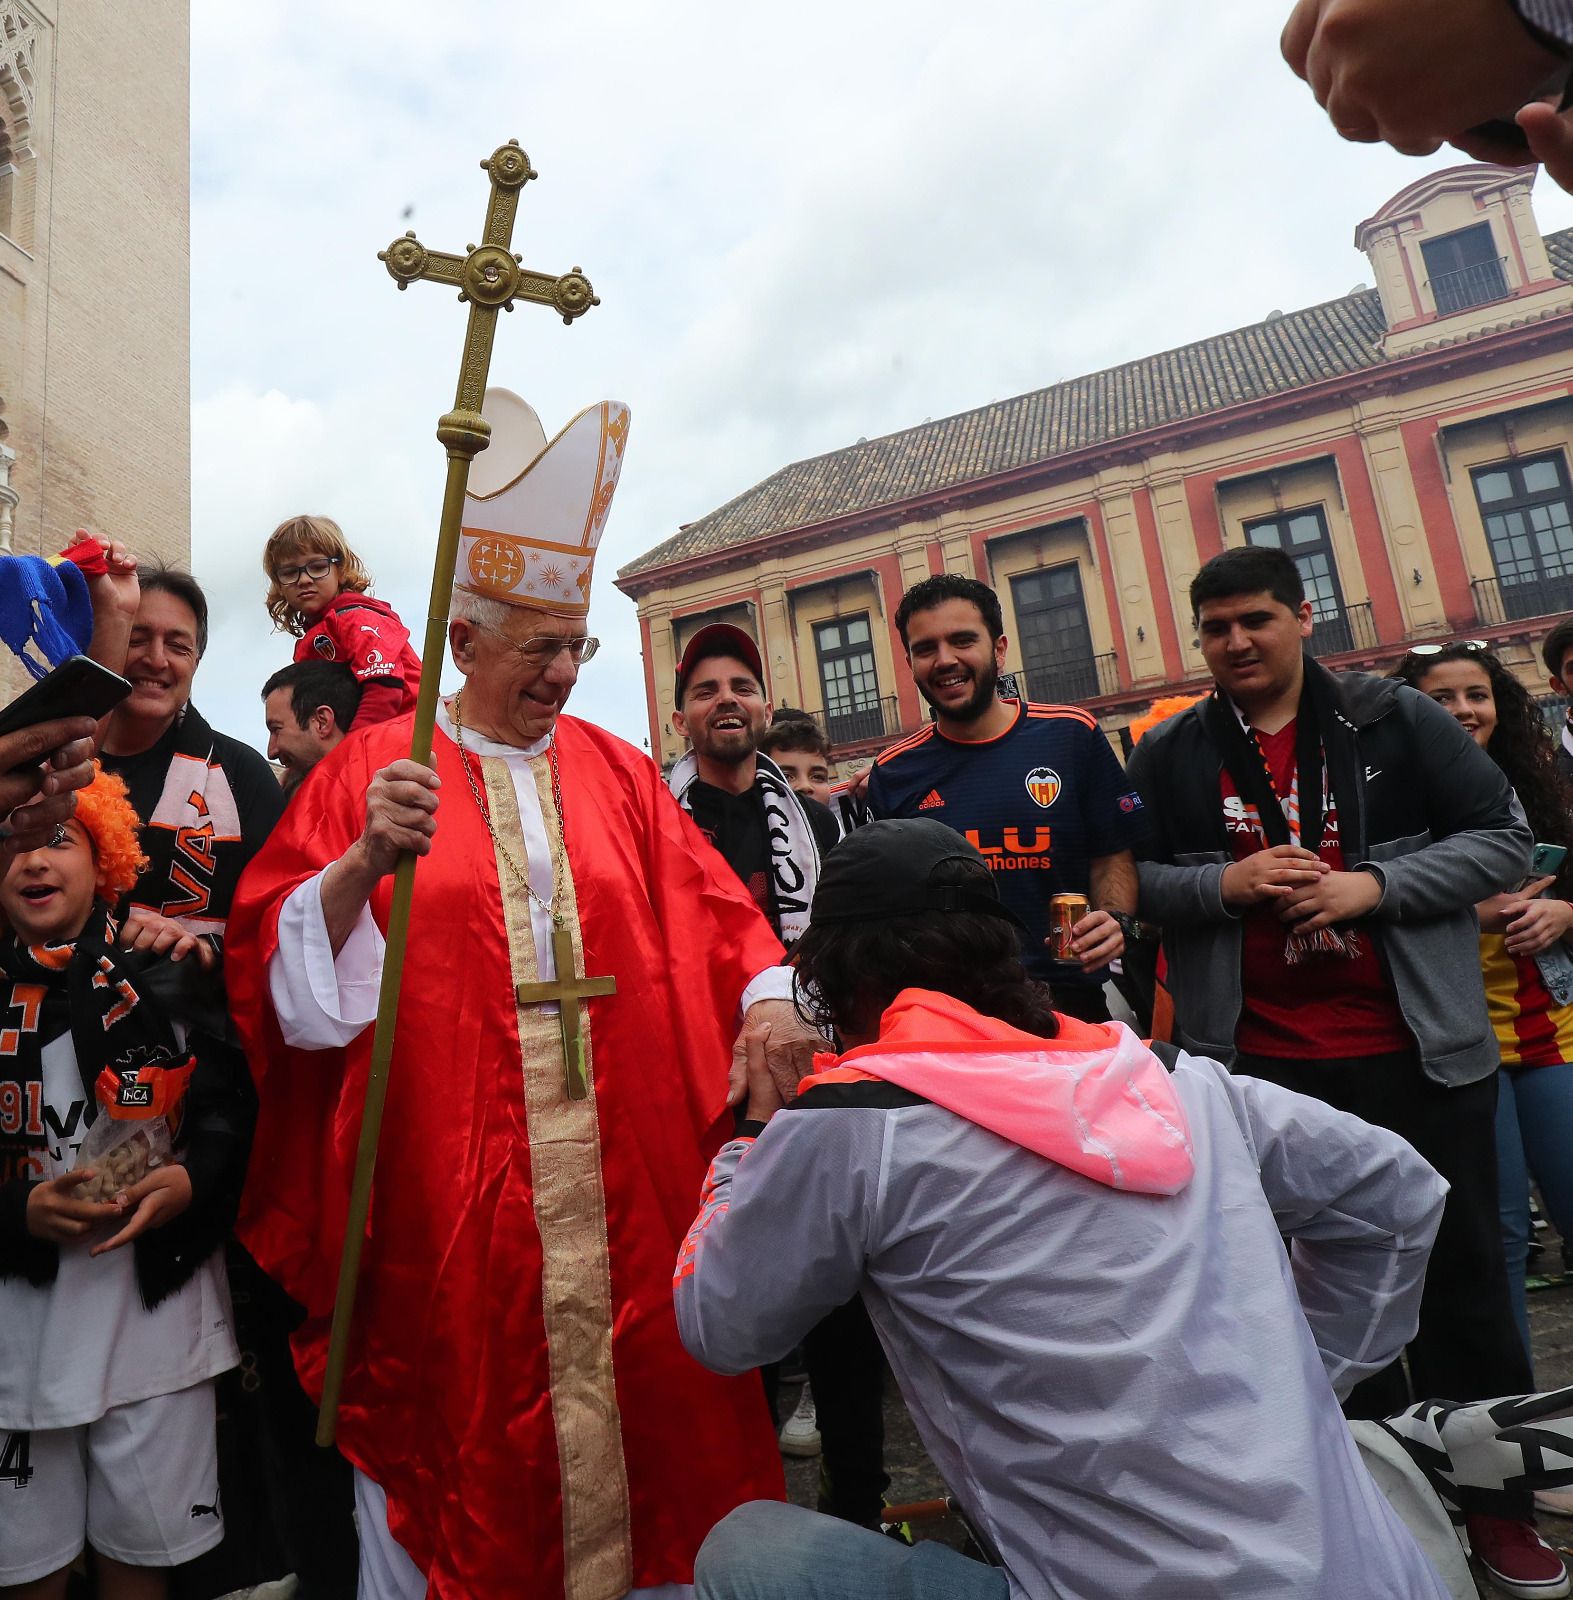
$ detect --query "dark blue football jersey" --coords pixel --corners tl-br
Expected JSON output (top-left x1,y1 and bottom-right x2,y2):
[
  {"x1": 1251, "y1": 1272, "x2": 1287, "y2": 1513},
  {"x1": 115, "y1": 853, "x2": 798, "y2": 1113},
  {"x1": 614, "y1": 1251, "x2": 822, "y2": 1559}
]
[{"x1": 864, "y1": 700, "x2": 1144, "y2": 985}]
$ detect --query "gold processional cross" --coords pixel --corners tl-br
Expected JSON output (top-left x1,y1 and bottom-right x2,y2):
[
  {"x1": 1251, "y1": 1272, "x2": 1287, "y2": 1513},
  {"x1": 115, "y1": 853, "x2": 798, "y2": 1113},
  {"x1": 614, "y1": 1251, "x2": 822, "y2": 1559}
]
[
  {"x1": 518, "y1": 926, "x2": 617, "y2": 1101},
  {"x1": 381, "y1": 140, "x2": 616, "y2": 1102},
  {"x1": 316, "y1": 141, "x2": 603, "y2": 1446}
]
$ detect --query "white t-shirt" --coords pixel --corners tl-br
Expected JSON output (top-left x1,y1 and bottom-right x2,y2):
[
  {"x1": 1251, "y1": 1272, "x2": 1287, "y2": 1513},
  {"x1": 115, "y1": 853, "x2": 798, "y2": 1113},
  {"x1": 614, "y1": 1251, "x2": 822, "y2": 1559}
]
[{"x1": 0, "y1": 1029, "x2": 239, "y2": 1432}]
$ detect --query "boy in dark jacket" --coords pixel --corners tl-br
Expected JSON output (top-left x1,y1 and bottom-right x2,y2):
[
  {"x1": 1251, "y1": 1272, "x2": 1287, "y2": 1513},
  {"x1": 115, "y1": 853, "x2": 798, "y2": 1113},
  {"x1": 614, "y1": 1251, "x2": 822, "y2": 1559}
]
[
  {"x1": 1126, "y1": 546, "x2": 1564, "y2": 1599},
  {"x1": 0, "y1": 766, "x2": 253, "y2": 1598}
]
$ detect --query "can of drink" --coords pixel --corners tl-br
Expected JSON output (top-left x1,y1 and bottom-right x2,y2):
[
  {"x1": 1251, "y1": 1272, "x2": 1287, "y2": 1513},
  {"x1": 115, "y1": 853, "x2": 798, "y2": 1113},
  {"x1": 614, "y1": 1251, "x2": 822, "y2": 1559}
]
[{"x1": 1048, "y1": 893, "x2": 1090, "y2": 961}]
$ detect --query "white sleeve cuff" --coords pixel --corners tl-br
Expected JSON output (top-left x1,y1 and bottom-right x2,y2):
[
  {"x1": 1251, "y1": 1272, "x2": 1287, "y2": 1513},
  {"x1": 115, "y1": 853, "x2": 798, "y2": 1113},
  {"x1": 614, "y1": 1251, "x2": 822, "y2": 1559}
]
[
  {"x1": 740, "y1": 963, "x2": 796, "y2": 1016},
  {"x1": 267, "y1": 870, "x2": 386, "y2": 1050}
]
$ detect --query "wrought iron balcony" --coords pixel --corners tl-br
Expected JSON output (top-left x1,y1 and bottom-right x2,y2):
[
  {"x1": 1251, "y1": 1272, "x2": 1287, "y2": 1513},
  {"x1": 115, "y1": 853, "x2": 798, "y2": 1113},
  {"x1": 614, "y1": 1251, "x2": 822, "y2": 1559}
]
[
  {"x1": 807, "y1": 694, "x2": 902, "y2": 749},
  {"x1": 1023, "y1": 651, "x2": 1119, "y2": 705},
  {"x1": 1428, "y1": 257, "x2": 1510, "y2": 316},
  {"x1": 1308, "y1": 601, "x2": 1378, "y2": 658},
  {"x1": 1472, "y1": 573, "x2": 1573, "y2": 627}
]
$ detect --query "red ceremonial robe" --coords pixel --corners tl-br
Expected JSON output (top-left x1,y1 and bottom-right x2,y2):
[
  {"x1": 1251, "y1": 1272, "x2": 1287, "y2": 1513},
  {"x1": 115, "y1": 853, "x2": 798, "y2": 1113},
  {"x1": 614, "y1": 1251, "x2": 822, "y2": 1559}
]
[{"x1": 227, "y1": 712, "x2": 786, "y2": 1600}]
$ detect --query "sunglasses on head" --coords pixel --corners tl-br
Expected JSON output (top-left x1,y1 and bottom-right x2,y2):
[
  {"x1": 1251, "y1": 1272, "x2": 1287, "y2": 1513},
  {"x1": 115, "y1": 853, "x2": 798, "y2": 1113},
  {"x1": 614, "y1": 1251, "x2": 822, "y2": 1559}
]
[{"x1": 1404, "y1": 640, "x2": 1488, "y2": 659}]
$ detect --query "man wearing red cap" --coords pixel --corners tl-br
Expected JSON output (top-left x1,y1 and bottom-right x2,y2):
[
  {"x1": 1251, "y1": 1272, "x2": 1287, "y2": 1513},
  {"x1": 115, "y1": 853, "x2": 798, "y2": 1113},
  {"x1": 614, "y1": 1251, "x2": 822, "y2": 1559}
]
[
  {"x1": 668, "y1": 624, "x2": 840, "y2": 941},
  {"x1": 228, "y1": 398, "x2": 798, "y2": 1600}
]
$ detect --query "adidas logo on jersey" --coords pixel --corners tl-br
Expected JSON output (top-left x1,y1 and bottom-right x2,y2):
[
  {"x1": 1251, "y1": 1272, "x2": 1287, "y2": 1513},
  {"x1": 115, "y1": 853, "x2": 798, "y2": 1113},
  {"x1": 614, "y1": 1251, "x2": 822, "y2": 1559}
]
[{"x1": 918, "y1": 789, "x2": 945, "y2": 811}]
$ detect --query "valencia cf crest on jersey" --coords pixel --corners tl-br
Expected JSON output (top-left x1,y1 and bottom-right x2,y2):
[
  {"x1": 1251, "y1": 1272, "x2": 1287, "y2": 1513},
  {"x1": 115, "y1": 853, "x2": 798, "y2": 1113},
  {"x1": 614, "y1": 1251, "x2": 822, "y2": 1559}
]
[
  {"x1": 1025, "y1": 766, "x2": 1061, "y2": 808},
  {"x1": 312, "y1": 634, "x2": 336, "y2": 660}
]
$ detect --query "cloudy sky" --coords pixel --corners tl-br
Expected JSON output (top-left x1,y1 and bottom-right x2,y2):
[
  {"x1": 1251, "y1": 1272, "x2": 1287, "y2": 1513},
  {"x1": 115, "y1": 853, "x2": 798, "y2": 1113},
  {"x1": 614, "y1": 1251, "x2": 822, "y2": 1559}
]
[{"x1": 189, "y1": 0, "x2": 1573, "y2": 756}]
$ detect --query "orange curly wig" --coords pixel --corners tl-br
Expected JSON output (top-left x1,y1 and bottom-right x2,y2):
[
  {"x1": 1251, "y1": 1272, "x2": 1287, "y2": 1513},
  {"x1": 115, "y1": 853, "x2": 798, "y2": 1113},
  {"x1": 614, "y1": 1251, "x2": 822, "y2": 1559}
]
[
  {"x1": 1128, "y1": 693, "x2": 1204, "y2": 743},
  {"x1": 72, "y1": 764, "x2": 148, "y2": 901}
]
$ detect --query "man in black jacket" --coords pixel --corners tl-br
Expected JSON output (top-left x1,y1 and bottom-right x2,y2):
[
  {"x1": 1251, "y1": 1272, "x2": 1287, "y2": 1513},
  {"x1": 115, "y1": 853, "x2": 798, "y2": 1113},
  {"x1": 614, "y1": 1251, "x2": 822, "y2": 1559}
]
[{"x1": 1128, "y1": 547, "x2": 1558, "y2": 1598}]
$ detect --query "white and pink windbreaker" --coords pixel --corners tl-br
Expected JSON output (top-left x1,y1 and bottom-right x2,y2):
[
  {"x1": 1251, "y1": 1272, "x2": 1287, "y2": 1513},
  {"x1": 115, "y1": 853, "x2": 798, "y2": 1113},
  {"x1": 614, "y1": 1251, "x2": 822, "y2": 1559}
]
[{"x1": 675, "y1": 989, "x2": 1451, "y2": 1600}]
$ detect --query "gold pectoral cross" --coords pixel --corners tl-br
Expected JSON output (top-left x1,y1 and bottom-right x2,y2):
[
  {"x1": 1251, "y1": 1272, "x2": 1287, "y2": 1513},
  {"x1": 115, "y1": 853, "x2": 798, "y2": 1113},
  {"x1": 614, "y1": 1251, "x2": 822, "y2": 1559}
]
[{"x1": 517, "y1": 925, "x2": 616, "y2": 1100}]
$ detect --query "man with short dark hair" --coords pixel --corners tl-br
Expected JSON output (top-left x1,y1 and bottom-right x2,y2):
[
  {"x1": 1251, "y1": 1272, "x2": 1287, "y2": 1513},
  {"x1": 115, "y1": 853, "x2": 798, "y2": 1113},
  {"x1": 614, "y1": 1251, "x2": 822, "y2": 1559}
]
[
  {"x1": 1541, "y1": 615, "x2": 1573, "y2": 779},
  {"x1": 1127, "y1": 544, "x2": 1561, "y2": 1596},
  {"x1": 262, "y1": 661, "x2": 363, "y2": 793},
  {"x1": 866, "y1": 574, "x2": 1143, "y2": 1023}
]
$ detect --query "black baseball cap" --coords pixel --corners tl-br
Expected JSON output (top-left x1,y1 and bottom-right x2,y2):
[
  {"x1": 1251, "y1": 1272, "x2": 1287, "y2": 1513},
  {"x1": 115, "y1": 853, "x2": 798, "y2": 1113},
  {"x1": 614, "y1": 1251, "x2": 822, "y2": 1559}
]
[
  {"x1": 675, "y1": 623, "x2": 765, "y2": 701},
  {"x1": 810, "y1": 818, "x2": 1027, "y2": 929}
]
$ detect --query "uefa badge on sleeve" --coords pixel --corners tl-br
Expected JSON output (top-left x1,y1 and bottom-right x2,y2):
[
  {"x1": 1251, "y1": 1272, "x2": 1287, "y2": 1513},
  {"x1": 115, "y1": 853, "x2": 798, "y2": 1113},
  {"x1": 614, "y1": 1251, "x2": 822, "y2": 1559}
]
[{"x1": 1025, "y1": 767, "x2": 1061, "y2": 808}]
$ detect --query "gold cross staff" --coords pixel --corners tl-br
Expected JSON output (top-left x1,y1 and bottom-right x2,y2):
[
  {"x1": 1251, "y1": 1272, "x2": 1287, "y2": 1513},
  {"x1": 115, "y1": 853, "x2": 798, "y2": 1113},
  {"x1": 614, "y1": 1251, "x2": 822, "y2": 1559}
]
[
  {"x1": 315, "y1": 139, "x2": 598, "y2": 1449},
  {"x1": 378, "y1": 140, "x2": 599, "y2": 421},
  {"x1": 518, "y1": 925, "x2": 617, "y2": 1101}
]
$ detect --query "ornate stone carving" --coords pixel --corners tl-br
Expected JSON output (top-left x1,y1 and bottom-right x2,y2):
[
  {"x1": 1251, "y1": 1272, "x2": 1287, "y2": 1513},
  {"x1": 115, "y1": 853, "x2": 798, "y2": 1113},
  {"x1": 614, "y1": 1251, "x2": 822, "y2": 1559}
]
[{"x1": 0, "y1": 4, "x2": 35, "y2": 155}]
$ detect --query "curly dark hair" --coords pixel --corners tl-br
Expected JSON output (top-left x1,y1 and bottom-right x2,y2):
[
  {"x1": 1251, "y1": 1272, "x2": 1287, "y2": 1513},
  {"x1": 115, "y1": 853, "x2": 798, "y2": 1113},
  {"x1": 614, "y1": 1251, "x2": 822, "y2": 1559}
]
[
  {"x1": 792, "y1": 855, "x2": 1060, "y2": 1042},
  {"x1": 894, "y1": 575, "x2": 1004, "y2": 646},
  {"x1": 1393, "y1": 643, "x2": 1573, "y2": 891}
]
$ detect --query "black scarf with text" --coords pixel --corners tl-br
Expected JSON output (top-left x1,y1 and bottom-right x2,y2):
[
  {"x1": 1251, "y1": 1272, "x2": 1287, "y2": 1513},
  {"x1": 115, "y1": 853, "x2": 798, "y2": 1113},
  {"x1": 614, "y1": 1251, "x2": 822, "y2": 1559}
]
[{"x1": 0, "y1": 905, "x2": 186, "y2": 1184}]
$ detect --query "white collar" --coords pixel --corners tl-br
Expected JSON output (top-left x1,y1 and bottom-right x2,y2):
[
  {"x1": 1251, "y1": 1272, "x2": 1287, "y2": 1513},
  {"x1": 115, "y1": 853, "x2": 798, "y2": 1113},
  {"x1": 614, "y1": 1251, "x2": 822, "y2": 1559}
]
[{"x1": 437, "y1": 696, "x2": 553, "y2": 761}]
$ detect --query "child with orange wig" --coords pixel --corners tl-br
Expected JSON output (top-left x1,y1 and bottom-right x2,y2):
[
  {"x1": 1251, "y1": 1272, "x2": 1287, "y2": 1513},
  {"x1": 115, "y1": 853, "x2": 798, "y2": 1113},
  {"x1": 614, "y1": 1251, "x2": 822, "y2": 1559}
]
[
  {"x1": 262, "y1": 514, "x2": 422, "y2": 732},
  {"x1": 0, "y1": 765, "x2": 253, "y2": 1596}
]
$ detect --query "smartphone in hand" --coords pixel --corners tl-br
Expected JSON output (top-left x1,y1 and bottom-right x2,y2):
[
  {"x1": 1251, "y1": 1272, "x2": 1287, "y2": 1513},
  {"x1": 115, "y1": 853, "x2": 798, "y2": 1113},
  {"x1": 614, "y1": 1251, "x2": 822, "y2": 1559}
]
[{"x1": 0, "y1": 656, "x2": 131, "y2": 748}]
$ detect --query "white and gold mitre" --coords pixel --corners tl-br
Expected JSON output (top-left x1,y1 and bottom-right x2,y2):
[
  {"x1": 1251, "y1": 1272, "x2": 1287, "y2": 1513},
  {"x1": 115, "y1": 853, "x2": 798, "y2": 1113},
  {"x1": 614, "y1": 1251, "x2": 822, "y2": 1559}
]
[{"x1": 456, "y1": 387, "x2": 631, "y2": 618}]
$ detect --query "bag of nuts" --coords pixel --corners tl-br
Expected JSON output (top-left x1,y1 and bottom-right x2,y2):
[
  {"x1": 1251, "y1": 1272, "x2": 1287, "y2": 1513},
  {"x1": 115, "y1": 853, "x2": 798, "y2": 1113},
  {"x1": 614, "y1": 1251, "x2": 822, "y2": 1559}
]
[{"x1": 70, "y1": 1053, "x2": 195, "y2": 1204}]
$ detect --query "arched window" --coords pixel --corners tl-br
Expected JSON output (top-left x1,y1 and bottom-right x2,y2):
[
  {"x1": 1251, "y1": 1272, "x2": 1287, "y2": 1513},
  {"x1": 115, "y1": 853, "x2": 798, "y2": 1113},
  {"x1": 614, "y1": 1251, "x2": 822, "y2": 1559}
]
[{"x1": 0, "y1": 2, "x2": 35, "y2": 251}]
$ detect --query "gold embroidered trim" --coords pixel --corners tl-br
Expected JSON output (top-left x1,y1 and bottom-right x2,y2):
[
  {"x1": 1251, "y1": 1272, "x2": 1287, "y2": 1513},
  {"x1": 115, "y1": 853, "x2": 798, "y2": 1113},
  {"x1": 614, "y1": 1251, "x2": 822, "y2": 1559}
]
[{"x1": 483, "y1": 756, "x2": 633, "y2": 1600}]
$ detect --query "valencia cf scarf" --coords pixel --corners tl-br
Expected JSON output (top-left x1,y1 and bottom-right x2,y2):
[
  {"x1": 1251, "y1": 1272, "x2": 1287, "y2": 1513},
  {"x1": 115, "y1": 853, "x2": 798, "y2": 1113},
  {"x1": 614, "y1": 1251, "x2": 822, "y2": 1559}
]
[
  {"x1": 0, "y1": 906, "x2": 188, "y2": 1184},
  {"x1": 128, "y1": 704, "x2": 247, "y2": 937},
  {"x1": 1205, "y1": 654, "x2": 1365, "y2": 963}
]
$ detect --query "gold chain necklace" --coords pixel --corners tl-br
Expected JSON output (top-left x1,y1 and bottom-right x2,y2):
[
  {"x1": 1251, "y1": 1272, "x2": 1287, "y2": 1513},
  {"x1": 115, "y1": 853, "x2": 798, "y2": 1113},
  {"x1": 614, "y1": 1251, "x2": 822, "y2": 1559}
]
[{"x1": 451, "y1": 691, "x2": 566, "y2": 931}]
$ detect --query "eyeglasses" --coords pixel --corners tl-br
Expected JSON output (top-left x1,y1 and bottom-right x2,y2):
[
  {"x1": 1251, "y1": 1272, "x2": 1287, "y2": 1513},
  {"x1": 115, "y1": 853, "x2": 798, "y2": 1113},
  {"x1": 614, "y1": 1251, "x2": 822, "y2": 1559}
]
[
  {"x1": 1406, "y1": 640, "x2": 1487, "y2": 657},
  {"x1": 276, "y1": 556, "x2": 342, "y2": 586},
  {"x1": 478, "y1": 624, "x2": 600, "y2": 666}
]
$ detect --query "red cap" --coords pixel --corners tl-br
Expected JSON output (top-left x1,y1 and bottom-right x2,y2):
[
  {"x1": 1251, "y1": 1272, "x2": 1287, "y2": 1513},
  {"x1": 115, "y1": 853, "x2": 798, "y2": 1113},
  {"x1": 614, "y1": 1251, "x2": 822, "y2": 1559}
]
[{"x1": 675, "y1": 623, "x2": 765, "y2": 701}]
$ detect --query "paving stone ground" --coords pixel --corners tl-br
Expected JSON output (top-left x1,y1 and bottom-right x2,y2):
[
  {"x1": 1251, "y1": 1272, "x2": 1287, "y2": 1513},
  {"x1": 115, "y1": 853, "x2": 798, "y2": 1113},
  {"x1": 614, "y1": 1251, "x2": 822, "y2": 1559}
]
[{"x1": 782, "y1": 1242, "x2": 1573, "y2": 1596}]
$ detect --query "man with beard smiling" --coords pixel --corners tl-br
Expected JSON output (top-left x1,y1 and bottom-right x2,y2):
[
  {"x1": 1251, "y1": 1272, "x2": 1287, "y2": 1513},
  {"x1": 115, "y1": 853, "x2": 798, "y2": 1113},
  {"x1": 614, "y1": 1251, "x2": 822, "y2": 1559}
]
[
  {"x1": 668, "y1": 624, "x2": 840, "y2": 940},
  {"x1": 866, "y1": 576, "x2": 1144, "y2": 1024}
]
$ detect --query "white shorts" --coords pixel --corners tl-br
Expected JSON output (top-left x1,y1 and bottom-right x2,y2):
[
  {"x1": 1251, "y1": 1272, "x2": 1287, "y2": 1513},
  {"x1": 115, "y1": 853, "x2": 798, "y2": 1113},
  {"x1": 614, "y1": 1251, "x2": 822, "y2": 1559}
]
[{"x1": 0, "y1": 1380, "x2": 223, "y2": 1586}]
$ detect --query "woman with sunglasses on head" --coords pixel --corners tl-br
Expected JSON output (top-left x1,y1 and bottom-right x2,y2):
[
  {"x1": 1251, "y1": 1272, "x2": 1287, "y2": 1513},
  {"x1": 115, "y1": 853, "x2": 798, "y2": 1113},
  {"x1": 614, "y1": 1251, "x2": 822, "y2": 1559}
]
[
  {"x1": 1394, "y1": 642, "x2": 1573, "y2": 1411},
  {"x1": 262, "y1": 515, "x2": 423, "y2": 732}
]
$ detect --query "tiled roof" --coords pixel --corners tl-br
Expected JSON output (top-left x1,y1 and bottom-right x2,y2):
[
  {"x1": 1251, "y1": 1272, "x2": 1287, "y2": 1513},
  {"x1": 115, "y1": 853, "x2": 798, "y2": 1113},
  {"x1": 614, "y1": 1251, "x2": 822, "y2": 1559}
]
[{"x1": 618, "y1": 227, "x2": 1573, "y2": 583}]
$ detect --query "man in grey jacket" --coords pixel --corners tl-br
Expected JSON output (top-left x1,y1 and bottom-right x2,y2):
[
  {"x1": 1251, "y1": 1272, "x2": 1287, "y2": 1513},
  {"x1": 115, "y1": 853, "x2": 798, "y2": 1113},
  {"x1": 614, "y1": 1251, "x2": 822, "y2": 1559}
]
[
  {"x1": 1126, "y1": 547, "x2": 1560, "y2": 1596},
  {"x1": 675, "y1": 820, "x2": 1453, "y2": 1600}
]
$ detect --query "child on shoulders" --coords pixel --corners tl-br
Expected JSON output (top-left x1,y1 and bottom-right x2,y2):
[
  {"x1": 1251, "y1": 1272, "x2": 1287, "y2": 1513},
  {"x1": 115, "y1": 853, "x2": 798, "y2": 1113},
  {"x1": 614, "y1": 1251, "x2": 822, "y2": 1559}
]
[
  {"x1": 0, "y1": 767, "x2": 253, "y2": 1598},
  {"x1": 263, "y1": 515, "x2": 422, "y2": 730}
]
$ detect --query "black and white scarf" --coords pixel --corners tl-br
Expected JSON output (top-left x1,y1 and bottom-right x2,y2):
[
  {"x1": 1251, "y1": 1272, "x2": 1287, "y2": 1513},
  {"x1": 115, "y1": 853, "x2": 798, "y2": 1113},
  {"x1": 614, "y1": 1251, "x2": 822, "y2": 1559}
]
[
  {"x1": 668, "y1": 749, "x2": 822, "y2": 944},
  {"x1": 1376, "y1": 1385, "x2": 1573, "y2": 1518}
]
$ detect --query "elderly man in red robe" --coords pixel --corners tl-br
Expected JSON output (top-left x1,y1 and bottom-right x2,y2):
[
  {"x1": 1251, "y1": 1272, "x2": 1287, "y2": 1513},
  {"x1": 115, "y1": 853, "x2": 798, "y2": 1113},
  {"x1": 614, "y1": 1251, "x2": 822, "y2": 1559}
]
[{"x1": 228, "y1": 394, "x2": 793, "y2": 1600}]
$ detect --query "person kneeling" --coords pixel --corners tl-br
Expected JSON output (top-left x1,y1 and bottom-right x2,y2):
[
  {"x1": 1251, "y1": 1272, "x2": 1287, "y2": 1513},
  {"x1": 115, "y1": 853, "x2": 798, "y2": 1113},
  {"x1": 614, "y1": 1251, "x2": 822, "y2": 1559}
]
[
  {"x1": 673, "y1": 818, "x2": 1454, "y2": 1600},
  {"x1": 0, "y1": 768, "x2": 252, "y2": 1599}
]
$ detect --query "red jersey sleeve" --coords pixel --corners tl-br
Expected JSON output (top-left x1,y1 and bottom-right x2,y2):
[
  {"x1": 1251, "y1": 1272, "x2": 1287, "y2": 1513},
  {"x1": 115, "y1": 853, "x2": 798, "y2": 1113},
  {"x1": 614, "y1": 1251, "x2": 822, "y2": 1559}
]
[{"x1": 322, "y1": 603, "x2": 412, "y2": 684}]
